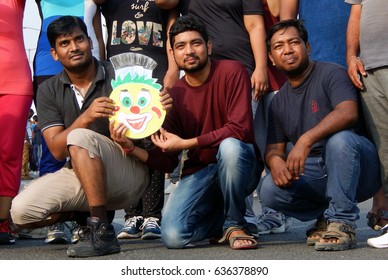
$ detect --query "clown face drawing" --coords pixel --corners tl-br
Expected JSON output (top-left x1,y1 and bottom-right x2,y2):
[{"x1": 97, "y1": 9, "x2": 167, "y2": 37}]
[{"x1": 109, "y1": 74, "x2": 165, "y2": 139}]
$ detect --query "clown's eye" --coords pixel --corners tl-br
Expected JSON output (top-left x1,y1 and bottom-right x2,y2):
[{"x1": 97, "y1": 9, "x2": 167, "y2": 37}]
[
  {"x1": 137, "y1": 88, "x2": 151, "y2": 108},
  {"x1": 119, "y1": 89, "x2": 132, "y2": 108}
]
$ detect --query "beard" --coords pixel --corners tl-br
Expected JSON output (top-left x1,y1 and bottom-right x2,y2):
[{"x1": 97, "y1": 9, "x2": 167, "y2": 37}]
[
  {"x1": 283, "y1": 56, "x2": 310, "y2": 79},
  {"x1": 180, "y1": 55, "x2": 208, "y2": 74}
]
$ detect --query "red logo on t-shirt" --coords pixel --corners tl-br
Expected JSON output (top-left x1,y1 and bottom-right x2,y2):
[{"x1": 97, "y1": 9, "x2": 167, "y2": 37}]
[{"x1": 312, "y1": 100, "x2": 319, "y2": 113}]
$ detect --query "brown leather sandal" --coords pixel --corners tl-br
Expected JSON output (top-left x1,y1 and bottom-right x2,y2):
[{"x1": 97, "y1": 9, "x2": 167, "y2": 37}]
[
  {"x1": 305, "y1": 219, "x2": 327, "y2": 246},
  {"x1": 367, "y1": 209, "x2": 388, "y2": 231},
  {"x1": 314, "y1": 222, "x2": 356, "y2": 251},
  {"x1": 218, "y1": 226, "x2": 257, "y2": 250}
]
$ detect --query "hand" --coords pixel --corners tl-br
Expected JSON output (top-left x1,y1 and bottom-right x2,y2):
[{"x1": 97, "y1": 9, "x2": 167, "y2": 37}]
[
  {"x1": 159, "y1": 87, "x2": 173, "y2": 111},
  {"x1": 151, "y1": 127, "x2": 182, "y2": 152},
  {"x1": 251, "y1": 68, "x2": 269, "y2": 101},
  {"x1": 109, "y1": 119, "x2": 134, "y2": 150},
  {"x1": 347, "y1": 56, "x2": 366, "y2": 90},
  {"x1": 270, "y1": 157, "x2": 294, "y2": 188},
  {"x1": 286, "y1": 140, "x2": 311, "y2": 179},
  {"x1": 84, "y1": 97, "x2": 117, "y2": 123}
]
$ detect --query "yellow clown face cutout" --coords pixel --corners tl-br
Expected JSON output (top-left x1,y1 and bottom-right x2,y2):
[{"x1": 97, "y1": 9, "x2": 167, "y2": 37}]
[{"x1": 109, "y1": 74, "x2": 165, "y2": 139}]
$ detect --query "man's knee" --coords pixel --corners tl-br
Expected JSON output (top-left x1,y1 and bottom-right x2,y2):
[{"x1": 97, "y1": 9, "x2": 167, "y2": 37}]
[
  {"x1": 10, "y1": 196, "x2": 46, "y2": 226},
  {"x1": 67, "y1": 128, "x2": 95, "y2": 148},
  {"x1": 218, "y1": 138, "x2": 255, "y2": 168},
  {"x1": 161, "y1": 226, "x2": 189, "y2": 249},
  {"x1": 325, "y1": 130, "x2": 357, "y2": 154}
]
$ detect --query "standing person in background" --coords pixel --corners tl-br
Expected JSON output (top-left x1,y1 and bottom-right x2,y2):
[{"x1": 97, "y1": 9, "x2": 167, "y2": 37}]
[
  {"x1": 21, "y1": 109, "x2": 35, "y2": 180},
  {"x1": 94, "y1": 0, "x2": 178, "y2": 240},
  {"x1": 280, "y1": 0, "x2": 351, "y2": 69},
  {"x1": 155, "y1": 0, "x2": 289, "y2": 236},
  {"x1": 31, "y1": 115, "x2": 42, "y2": 171},
  {"x1": 346, "y1": 0, "x2": 388, "y2": 248},
  {"x1": 30, "y1": 0, "x2": 106, "y2": 244},
  {"x1": 0, "y1": 0, "x2": 34, "y2": 245}
]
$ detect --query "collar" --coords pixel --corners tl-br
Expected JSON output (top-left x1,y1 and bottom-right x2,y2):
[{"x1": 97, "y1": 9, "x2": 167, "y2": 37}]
[{"x1": 59, "y1": 58, "x2": 106, "y2": 87}]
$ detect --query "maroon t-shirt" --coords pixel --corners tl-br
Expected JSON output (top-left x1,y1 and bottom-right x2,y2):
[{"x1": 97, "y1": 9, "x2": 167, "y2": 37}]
[{"x1": 147, "y1": 60, "x2": 260, "y2": 176}]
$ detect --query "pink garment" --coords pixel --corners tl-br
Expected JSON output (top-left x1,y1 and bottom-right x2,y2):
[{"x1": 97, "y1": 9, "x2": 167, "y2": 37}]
[
  {"x1": 0, "y1": 0, "x2": 33, "y2": 197},
  {"x1": 0, "y1": 0, "x2": 33, "y2": 96}
]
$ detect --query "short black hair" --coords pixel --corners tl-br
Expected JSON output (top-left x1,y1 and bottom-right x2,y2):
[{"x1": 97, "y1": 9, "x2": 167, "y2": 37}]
[
  {"x1": 266, "y1": 19, "x2": 308, "y2": 51},
  {"x1": 47, "y1": 16, "x2": 89, "y2": 48},
  {"x1": 169, "y1": 15, "x2": 209, "y2": 49}
]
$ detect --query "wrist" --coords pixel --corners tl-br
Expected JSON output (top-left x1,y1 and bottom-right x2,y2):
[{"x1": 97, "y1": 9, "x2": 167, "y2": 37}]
[
  {"x1": 123, "y1": 145, "x2": 135, "y2": 154},
  {"x1": 346, "y1": 55, "x2": 360, "y2": 65}
]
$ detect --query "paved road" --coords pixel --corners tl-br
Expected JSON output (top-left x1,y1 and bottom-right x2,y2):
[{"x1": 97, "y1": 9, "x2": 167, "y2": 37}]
[{"x1": 1, "y1": 179, "x2": 385, "y2": 261}]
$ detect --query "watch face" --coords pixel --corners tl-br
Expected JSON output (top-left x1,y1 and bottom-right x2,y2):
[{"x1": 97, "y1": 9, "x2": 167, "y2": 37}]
[{"x1": 109, "y1": 74, "x2": 165, "y2": 139}]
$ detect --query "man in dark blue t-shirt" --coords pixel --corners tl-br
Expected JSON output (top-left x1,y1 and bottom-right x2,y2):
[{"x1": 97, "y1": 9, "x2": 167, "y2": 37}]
[{"x1": 259, "y1": 19, "x2": 383, "y2": 251}]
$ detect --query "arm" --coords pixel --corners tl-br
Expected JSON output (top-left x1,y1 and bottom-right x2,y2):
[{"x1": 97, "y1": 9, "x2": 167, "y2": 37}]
[
  {"x1": 243, "y1": 14, "x2": 269, "y2": 100},
  {"x1": 43, "y1": 97, "x2": 116, "y2": 161},
  {"x1": 163, "y1": 9, "x2": 179, "y2": 89},
  {"x1": 286, "y1": 100, "x2": 358, "y2": 177},
  {"x1": 279, "y1": 0, "x2": 298, "y2": 20},
  {"x1": 267, "y1": 0, "x2": 280, "y2": 18},
  {"x1": 92, "y1": 8, "x2": 106, "y2": 61},
  {"x1": 155, "y1": 0, "x2": 179, "y2": 9},
  {"x1": 346, "y1": 4, "x2": 365, "y2": 90}
]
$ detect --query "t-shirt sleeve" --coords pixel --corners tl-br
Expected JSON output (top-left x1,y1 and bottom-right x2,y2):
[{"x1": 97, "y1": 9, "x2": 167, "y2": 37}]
[
  {"x1": 37, "y1": 81, "x2": 65, "y2": 132},
  {"x1": 242, "y1": 0, "x2": 263, "y2": 15},
  {"x1": 324, "y1": 66, "x2": 358, "y2": 108},
  {"x1": 267, "y1": 97, "x2": 289, "y2": 145}
]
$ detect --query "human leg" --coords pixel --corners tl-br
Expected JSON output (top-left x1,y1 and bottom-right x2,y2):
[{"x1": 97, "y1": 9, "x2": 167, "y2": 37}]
[
  {"x1": 66, "y1": 129, "x2": 149, "y2": 257},
  {"x1": 259, "y1": 157, "x2": 329, "y2": 221},
  {"x1": 141, "y1": 169, "x2": 164, "y2": 239},
  {"x1": 217, "y1": 138, "x2": 261, "y2": 249},
  {"x1": 361, "y1": 67, "x2": 388, "y2": 195},
  {"x1": 161, "y1": 165, "x2": 224, "y2": 249},
  {"x1": 322, "y1": 131, "x2": 381, "y2": 228},
  {"x1": 315, "y1": 130, "x2": 381, "y2": 251},
  {"x1": 118, "y1": 168, "x2": 164, "y2": 240},
  {"x1": 0, "y1": 94, "x2": 32, "y2": 244},
  {"x1": 360, "y1": 68, "x2": 388, "y2": 234}
]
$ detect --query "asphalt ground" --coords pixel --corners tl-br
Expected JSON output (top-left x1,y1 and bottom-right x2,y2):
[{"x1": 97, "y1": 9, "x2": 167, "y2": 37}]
[{"x1": 0, "y1": 178, "x2": 386, "y2": 280}]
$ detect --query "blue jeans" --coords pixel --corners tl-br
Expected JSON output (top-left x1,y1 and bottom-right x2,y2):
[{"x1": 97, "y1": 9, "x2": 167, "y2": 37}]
[
  {"x1": 259, "y1": 130, "x2": 381, "y2": 228},
  {"x1": 161, "y1": 138, "x2": 262, "y2": 248}
]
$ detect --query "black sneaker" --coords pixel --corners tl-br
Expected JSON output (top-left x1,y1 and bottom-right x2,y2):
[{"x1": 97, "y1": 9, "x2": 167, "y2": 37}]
[
  {"x1": 0, "y1": 220, "x2": 16, "y2": 245},
  {"x1": 66, "y1": 217, "x2": 120, "y2": 257}
]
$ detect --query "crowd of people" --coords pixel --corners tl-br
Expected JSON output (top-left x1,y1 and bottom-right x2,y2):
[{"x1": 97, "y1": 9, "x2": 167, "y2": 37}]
[{"x1": 1, "y1": 0, "x2": 387, "y2": 257}]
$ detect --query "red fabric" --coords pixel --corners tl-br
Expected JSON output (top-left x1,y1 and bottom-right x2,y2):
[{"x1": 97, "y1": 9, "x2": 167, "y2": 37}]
[
  {"x1": 0, "y1": 95, "x2": 33, "y2": 197},
  {"x1": 262, "y1": 0, "x2": 287, "y2": 91}
]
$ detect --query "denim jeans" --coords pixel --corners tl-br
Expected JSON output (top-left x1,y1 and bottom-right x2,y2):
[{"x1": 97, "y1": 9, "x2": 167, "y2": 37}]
[
  {"x1": 161, "y1": 138, "x2": 262, "y2": 248},
  {"x1": 259, "y1": 130, "x2": 381, "y2": 228}
]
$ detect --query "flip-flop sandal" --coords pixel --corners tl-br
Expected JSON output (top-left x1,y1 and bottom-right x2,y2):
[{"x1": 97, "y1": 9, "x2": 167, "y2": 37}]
[
  {"x1": 218, "y1": 226, "x2": 257, "y2": 250},
  {"x1": 314, "y1": 222, "x2": 356, "y2": 251}
]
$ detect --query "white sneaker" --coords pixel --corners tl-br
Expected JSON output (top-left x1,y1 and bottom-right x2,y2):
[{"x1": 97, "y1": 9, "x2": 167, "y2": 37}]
[
  {"x1": 165, "y1": 181, "x2": 178, "y2": 194},
  {"x1": 367, "y1": 225, "x2": 388, "y2": 248}
]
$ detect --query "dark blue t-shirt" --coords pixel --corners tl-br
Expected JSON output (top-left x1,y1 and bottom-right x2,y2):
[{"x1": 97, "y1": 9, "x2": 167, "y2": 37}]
[{"x1": 267, "y1": 62, "x2": 358, "y2": 156}]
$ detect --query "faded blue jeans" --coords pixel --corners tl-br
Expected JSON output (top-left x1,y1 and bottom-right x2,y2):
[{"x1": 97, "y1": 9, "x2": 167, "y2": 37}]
[
  {"x1": 259, "y1": 130, "x2": 381, "y2": 229},
  {"x1": 161, "y1": 138, "x2": 262, "y2": 249}
]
